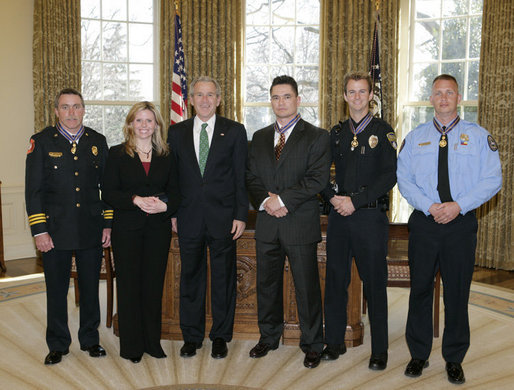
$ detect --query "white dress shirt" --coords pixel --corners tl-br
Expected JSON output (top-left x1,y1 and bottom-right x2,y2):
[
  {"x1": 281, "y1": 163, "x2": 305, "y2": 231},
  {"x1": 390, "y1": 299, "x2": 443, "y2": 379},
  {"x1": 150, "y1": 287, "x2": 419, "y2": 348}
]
[{"x1": 193, "y1": 114, "x2": 216, "y2": 162}]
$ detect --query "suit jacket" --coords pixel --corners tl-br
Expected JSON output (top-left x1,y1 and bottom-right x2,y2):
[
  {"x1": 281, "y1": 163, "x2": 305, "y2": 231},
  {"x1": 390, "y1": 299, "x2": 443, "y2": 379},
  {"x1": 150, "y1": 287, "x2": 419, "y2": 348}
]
[
  {"x1": 101, "y1": 144, "x2": 181, "y2": 231},
  {"x1": 167, "y1": 116, "x2": 248, "y2": 239},
  {"x1": 25, "y1": 126, "x2": 112, "y2": 250},
  {"x1": 246, "y1": 119, "x2": 331, "y2": 245}
]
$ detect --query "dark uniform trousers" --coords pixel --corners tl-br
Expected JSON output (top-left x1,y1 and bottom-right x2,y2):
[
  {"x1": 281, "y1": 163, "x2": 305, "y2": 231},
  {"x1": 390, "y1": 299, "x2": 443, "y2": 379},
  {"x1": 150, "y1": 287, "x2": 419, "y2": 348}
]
[
  {"x1": 179, "y1": 231, "x2": 237, "y2": 343},
  {"x1": 406, "y1": 210, "x2": 477, "y2": 363},
  {"x1": 112, "y1": 222, "x2": 172, "y2": 359},
  {"x1": 324, "y1": 207, "x2": 389, "y2": 354},
  {"x1": 43, "y1": 246, "x2": 102, "y2": 351},
  {"x1": 256, "y1": 238, "x2": 323, "y2": 353}
]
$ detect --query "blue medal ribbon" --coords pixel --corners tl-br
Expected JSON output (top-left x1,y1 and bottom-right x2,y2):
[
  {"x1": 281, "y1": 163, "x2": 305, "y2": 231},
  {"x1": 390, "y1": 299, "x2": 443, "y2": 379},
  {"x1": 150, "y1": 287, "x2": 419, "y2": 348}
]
[{"x1": 274, "y1": 113, "x2": 301, "y2": 135}]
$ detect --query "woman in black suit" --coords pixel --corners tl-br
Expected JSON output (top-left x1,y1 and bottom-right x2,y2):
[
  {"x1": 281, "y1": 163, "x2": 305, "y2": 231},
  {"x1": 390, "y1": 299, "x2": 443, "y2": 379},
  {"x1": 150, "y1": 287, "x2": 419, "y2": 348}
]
[{"x1": 102, "y1": 102, "x2": 180, "y2": 363}]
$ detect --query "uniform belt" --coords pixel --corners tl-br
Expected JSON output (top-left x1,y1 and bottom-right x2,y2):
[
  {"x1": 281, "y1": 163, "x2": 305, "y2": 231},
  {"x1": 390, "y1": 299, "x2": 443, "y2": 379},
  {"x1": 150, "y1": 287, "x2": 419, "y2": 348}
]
[{"x1": 360, "y1": 200, "x2": 378, "y2": 209}]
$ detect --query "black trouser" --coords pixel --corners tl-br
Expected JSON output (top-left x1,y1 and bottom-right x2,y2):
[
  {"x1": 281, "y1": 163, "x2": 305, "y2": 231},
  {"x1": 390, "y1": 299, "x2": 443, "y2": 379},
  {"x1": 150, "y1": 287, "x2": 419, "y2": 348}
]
[
  {"x1": 43, "y1": 246, "x2": 102, "y2": 351},
  {"x1": 324, "y1": 208, "x2": 389, "y2": 354},
  {"x1": 406, "y1": 210, "x2": 477, "y2": 363},
  {"x1": 112, "y1": 223, "x2": 171, "y2": 358},
  {"x1": 178, "y1": 232, "x2": 237, "y2": 343},
  {"x1": 256, "y1": 239, "x2": 323, "y2": 353}
]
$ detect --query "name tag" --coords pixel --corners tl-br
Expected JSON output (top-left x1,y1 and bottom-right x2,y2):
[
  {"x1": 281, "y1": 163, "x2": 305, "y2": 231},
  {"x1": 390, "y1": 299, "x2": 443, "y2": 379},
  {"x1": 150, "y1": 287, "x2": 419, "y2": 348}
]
[
  {"x1": 418, "y1": 141, "x2": 431, "y2": 147},
  {"x1": 49, "y1": 152, "x2": 63, "y2": 157}
]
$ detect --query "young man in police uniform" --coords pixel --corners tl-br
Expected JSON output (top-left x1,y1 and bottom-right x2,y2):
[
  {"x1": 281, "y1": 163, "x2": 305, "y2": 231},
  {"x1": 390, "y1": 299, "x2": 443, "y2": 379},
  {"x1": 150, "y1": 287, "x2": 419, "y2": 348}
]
[
  {"x1": 321, "y1": 72, "x2": 397, "y2": 370},
  {"x1": 25, "y1": 88, "x2": 112, "y2": 365},
  {"x1": 397, "y1": 74, "x2": 502, "y2": 384}
]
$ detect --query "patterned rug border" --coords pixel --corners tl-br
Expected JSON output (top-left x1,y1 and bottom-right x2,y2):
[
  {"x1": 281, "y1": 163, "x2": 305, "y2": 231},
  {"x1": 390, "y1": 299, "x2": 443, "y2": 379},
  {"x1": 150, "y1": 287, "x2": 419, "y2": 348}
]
[
  {"x1": 0, "y1": 279, "x2": 46, "y2": 302},
  {"x1": 141, "y1": 385, "x2": 260, "y2": 390}
]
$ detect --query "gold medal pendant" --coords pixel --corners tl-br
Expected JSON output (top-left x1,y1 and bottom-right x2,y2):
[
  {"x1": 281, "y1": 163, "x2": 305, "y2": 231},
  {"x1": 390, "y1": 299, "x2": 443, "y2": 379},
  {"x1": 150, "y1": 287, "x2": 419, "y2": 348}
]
[
  {"x1": 439, "y1": 135, "x2": 447, "y2": 148},
  {"x1": 71, "y1": 142, "x2": 77, "y2": 154},
  {"x1": 351, "y1": 136, "x2": 359, "y2": 150}
]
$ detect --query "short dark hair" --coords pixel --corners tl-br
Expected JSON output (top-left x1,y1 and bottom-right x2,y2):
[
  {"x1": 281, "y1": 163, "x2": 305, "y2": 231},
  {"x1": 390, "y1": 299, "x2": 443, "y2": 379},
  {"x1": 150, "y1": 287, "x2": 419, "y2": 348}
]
[
  {"x1": 343, "y1": 72, "x2": 373, "y2": 93},
  {"x1": 55, "y1": 88, "x2": 84, "y2": 108},
  {"x1": 270, "y1": 75, "x2": 298, "y2": 96},
  {"x1": 432, "y1": 74, "x2": 459, "y2": 88}
]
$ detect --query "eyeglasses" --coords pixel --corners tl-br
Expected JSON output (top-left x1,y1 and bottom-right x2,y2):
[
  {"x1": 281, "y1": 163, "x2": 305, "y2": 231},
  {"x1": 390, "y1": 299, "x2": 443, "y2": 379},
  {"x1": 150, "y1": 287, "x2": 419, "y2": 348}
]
[{"x1": 58, "y1": 104, "x2": 84, "y2": 111}]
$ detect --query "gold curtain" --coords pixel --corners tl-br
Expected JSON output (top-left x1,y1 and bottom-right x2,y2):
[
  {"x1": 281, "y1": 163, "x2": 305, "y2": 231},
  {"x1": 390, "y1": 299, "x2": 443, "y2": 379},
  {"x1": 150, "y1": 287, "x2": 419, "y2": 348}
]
[
  {"x1": 475, "y1": 0, "x2": 514, "y2": 269},
  {"x1": 162, "y1": 0, "x2": 244, "y2": 122},
  {"x1": 319, "y1": 0, "x2": 399, "y2": 130},
  {"x1": 33, "y1": 0, "x2": 81, "y2": 132}
]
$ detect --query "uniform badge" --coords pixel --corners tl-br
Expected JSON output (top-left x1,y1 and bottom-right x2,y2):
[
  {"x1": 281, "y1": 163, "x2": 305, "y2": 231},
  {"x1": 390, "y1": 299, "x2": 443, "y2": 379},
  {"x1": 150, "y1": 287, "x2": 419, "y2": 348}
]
[
  {"x1": 27, "y1": 138, "x2": 35, "y2": 154},
  {"x1": 460, "y1": 133, "x2": 469, "y2": 146},
  {"x1": 92, "y1": 146, "x2": 98, "y2": 156},
  {"x1": 386, "y1": 132, "x2": 397, "y2": 150},
  {"x1": 369, "y1": 135, "x2": 378, "y2": 149},
  {"x1": 487, "y1": 135, "x2": 498, "y2": 151},
  {"x1": 49, "y1": 152, "x2": 63, "y2": 157}
]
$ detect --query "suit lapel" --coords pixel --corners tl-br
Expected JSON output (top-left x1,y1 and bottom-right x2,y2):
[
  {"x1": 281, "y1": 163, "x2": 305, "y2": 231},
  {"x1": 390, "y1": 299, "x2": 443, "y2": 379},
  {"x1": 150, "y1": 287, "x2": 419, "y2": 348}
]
[
  {"x1": 204, "y1": 116, "x2": 225, "y2": 177},
  {"x1": 276, "y1": 119, "x2": 304, "y2": 169},
  {"x1": 182, "y1": 119, "x2": 203, "y2": 178}
]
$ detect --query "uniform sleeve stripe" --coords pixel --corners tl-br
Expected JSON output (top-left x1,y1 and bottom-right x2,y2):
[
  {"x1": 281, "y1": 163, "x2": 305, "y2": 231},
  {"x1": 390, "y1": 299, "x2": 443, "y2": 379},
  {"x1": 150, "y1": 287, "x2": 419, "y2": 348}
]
[
  {"x1": 103, "y1": 210, "x2": 114, "y2": 219},
  {"x1": 28, "y1": 213, "x2": 46, "y2": 221},
  {"x1": 29, "y1": 218, "x2": 47, "y2": 226}
]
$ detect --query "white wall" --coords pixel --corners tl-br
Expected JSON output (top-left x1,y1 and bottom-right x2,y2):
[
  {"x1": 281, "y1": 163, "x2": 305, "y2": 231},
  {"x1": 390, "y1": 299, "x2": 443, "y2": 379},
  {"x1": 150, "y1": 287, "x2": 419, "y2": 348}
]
[{"x1": 0, "y1": 0, "x2": 37, "y2": 259}]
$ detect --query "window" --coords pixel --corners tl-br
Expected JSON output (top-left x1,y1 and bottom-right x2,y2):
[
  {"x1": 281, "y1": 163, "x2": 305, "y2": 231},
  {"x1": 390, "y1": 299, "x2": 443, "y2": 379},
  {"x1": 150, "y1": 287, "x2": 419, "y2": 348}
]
[
  {"x1": 394, "y1": 0, "x2": 483, "y2": 221},
  {"x1": 81, "y1": 0, "x2": 158, "y2": 146},
  {"x1": 244, "y1": 0, "x2": 320, "y2": 138}
]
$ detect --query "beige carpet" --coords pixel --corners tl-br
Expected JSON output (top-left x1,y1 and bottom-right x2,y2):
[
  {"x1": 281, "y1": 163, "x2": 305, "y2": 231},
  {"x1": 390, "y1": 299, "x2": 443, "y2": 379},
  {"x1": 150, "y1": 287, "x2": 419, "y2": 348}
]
[{"x1": 0, "y1": 275, "x2": 513, "y2": 389}]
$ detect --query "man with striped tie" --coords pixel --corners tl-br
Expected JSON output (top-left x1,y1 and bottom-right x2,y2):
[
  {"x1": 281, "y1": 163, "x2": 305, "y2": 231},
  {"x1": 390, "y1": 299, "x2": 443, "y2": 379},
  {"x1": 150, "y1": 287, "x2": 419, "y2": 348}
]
[
  {"x1": 25, "y1": 88, "x2": 112, "y2": 365},
  {"x1": 246, "y1": 75, "x2": 331, "y2": 369}
]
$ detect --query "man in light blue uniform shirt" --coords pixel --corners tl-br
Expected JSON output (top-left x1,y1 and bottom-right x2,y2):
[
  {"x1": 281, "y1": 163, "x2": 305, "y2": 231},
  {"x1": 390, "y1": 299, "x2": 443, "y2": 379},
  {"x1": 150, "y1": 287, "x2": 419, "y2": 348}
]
[{"x1": 397, "y1": 74, "x2": 502, "y2": 385}]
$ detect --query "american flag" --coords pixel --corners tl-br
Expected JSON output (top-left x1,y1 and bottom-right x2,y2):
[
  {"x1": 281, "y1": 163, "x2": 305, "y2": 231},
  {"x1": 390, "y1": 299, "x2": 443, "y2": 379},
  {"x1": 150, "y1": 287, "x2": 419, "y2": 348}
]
[
  {"x1": 369, "y1": 13, "x2": 382, "y2": 118},
  {"x1": 170, "y1": 12, "x2": 187, "y2": 124}
]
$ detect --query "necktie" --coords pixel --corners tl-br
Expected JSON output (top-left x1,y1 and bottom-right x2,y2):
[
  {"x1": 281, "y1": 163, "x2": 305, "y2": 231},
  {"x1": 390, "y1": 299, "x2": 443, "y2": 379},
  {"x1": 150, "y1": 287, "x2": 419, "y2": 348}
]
[
  {"x1": 437, "y1": 126, "x2": 453, "y2": 202},
  {"x1": 275, "y1": 132, "x2": 285, "y2": 160},
  {"x1": 199, "y1": 123, "x2": 209, "y2": 176}
]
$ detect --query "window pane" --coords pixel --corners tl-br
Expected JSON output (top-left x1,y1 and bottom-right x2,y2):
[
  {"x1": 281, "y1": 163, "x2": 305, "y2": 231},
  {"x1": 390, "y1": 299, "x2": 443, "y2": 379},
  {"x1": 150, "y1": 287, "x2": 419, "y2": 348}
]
[
  {"x1": 272, "y1": 0, "x2": 295, "y2": 25},
  {"x1": 102, "y1": 0, "x2": 127, "y2": 20},
  {"x1": 104, "y1": 106, "x2": 131, "y2": 146},
  {"x1": 469, "y1": 16, "x2": 482, "y2": 58},
  {"x1": 82, "y1": 0, "x2": 100, "y2": 19},
  {"x1": 411, "y1": 63, "x2": 438, "y2": 101},
  {"x1": 467, "y1": 60, "x2": 479, "y2": 100},
  {"x1": 270, "y1": 27, "x2": 295, "y2": 64},
  {"x1": 415, "y1": 0, "x2": 441, "y2": 19},
  {"x1": 247, "y1": 1, "x2": 270, "y2": 25},
  {"x1": 244, "y1": 106, "x2": 273, "y2": 139},
  {"x1": 269, "y1": 65, "x2": 294, "y2": 79},
  {"x1": 470, "y1": 0, "x2": 483, "y2": 14},
  {"x1": 246, "y1": 27, "x2": 270, "y2": 64},
  {"x1": 462, "y1": 106, "x2": 477, "y2": 123},
  {"x1": 103, "y1": 22, "x2": 127, "y2": 61},
  {"x1": 441, "y1": 62, "x2": 464, "y2": 88},
  {"x1": 84, "y1": 105, "x2": 103, "y2": 133},
  {"x1": 442, "y1": 18, "x2": 466, "y2": 60},
  {"x1": 129, "y1": 0, "x2": 153, "y2": 23},
  {"x1": 297, "y1": 0, "x2": 319, "y2": 25},
  {"x1": 245, "y1": 66, "x2": 269, "y2": 102},
  {"x1": 297, "y1": 67, "x2": 319, "y2": 103},
  {"x1": 295, "y1": 26, "x2": 319, "y2": 64},
  {"x1": 129, "y1": 23, "x2": 153, "y2": 63},
  {"x1": 298, "y1": 106, "x2": 319, "y2": 127},
  {"x1": 414, "y1": 20, "x2": 440, "y2": 61},
  {"x1": 81, "y1": 19, "x2": 101, "y2": 61},
  {"x1": 103, "y1": 63, "x2": 128, "y2": 100},
  {"x1": 82, "y1": 61, "x2": 102, "y2": 100},
  {"x1": 442, "y1": 0, "x2": 469, "y2": 16},
  {"x1": 402, "y1": 106, "x2": 435, "y2": 135},
  {"x1": 129, "y1": 64, "x2": 153, "y2": 100}
]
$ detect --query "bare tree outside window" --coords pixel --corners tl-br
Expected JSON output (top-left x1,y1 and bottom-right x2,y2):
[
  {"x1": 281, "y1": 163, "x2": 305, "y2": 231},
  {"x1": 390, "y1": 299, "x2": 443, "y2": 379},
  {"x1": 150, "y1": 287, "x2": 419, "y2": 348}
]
[{"x1": 244, "y1": 0, "x2": 320, "y2": 138}]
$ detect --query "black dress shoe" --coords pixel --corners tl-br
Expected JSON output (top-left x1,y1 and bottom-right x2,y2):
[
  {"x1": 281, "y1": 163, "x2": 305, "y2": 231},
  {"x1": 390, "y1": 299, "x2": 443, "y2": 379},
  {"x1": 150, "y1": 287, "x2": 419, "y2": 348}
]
[
  {"x1": 211, "y1": 338, "x2": 228, "y2": 359},
  {"x1": 446, "y1": 362, "x2": 465, "y2": 384},
  {"x1": 321, "y1": 344, "x2": 347, "y2": 361},
  {"x1": 405, "y1": 358, "x2": 429, "y2": 377},
  {"x1": 44, "y1": 349, "x2": 69, "y2": 365},
  {"x1": 129, "y1": 356, "x2": 142, "y2": 363},
  {"x1": 303, "y1": 351, "x2": 321, "y2": 369},
  {"x1": 369, "y1": 352, "x2": 388, "y2": 370},
  {"x1": 180, "y1": 342, "x2": 202, "y2": 357},
  {"x1": 80, "y1": 344, "x2": 106, "y2": 357},
  {"x1": 249, "y1": 342, "x2": 278, "y2": 358}
]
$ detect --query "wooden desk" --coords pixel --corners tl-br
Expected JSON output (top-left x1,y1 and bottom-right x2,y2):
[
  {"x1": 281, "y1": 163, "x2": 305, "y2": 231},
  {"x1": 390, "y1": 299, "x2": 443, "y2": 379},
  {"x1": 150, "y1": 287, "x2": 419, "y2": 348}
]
[{"x1": 114, "y1": 213, "x2": 364, "y2": 347}]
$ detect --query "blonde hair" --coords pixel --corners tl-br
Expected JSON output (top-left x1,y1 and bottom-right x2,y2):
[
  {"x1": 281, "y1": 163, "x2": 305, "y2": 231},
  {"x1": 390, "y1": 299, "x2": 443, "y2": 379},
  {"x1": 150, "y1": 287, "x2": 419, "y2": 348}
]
[{"x1": 122, "y1": 101, "x2": 169, "y2": 157}]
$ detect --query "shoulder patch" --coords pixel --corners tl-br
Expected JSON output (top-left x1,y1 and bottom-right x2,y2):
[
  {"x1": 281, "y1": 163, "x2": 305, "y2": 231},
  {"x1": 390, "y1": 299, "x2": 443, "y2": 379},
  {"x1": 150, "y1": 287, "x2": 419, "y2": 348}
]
[
  {"x1": 487, "y1": 135, "x2": 498, "y2": 151},
  {"x1": 387, "y1": 132, "x2": 397, "y2": 150},
  {"x1": 399, "y1": 139, "x2": 405, "y2": 153},
  {"x1": 27, "y1": 138, "x2": 35, "y2": 154}
]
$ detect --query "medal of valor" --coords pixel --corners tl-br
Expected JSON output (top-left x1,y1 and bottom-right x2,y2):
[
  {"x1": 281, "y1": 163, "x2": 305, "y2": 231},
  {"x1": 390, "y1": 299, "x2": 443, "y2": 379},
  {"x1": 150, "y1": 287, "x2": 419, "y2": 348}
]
[
  {"x1": 92, "y1": 146, "x2": 98, "y2": 156},
  {"x1": 349, "y1": 113, "x2": 372, "y2": 152},
  {"x1": 71, "y1": 142, "x2": 77, "y2": 154},
  {"x1": 351, "y1": 136, "x2": 359, "y2": 150},
  {"x1": 439, "y1": 135, "x2": 447, "y2": 148}
]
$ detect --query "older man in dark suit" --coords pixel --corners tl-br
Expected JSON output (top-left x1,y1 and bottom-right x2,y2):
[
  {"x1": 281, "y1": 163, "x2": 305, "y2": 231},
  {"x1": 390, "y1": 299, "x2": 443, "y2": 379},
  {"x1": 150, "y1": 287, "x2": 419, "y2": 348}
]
[
  {"x1": 246, "y1": 75, "x2": 331, "y2": 369},
  {"x1": 167, "y1": 76, "x2": 248, "y2": 360}
]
